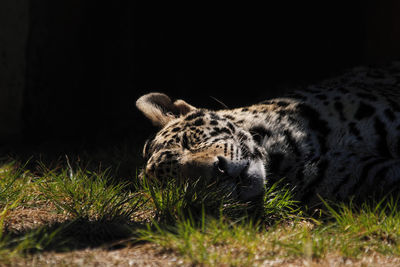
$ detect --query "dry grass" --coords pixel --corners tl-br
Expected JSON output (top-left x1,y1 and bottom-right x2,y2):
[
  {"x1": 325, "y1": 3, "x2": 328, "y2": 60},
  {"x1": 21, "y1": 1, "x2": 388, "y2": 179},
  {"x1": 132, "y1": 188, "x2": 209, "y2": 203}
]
[
  {"x1": 4, "y1": 205, "x2": 68, "y2": 234},
  {"x1": 7, "y1": 244, "x2": 185, "y2": 267},
  {"x1": 7, "y1": 244, "x2": 400, "y2": 267}
]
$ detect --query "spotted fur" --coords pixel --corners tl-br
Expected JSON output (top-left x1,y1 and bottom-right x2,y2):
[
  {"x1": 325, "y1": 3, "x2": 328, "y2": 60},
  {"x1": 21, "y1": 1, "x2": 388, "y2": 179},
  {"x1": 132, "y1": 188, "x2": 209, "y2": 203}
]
[{"x1": 137, "y1": 62, "x2": 400, "y2": 205}]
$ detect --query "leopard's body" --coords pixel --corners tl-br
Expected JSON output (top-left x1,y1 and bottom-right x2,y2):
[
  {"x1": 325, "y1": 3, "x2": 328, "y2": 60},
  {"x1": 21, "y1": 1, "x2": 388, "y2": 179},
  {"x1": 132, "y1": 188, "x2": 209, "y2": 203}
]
[{"x1": 137, "y1": 63, "x2": 400, "y2": 205}]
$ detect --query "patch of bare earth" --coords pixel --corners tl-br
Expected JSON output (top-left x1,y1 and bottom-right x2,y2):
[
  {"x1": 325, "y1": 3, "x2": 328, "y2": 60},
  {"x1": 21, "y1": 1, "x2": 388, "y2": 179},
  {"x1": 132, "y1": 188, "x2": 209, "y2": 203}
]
[
  {"x1": 3, "y1": 198, "x2": 400, "y2": 266},
  {"x1": 3, "y1": 202, "x2": 187, "y2": 266},
  {"x1": 9, "y1": 244, "x2": 186, "y2": 267},
  {"x1": 4, "y1": 201, "x2": 69, "y2": 234},
  {"x1": 7, "y1": 248, "x2": 400, "y2": 267},
  {"x1": 261, "y1": 253, "x2": 400, "y2": 267}
]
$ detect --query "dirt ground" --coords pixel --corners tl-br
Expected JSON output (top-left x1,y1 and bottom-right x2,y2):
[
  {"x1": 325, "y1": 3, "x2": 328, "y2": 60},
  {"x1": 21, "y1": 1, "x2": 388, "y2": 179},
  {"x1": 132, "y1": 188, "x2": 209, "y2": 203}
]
[
  {"x1": 6, "y1": 246, "x2": 400, "y2": 267},
  {"x1": 3, "y1": 207, "x2": 400, "y2": 267}
]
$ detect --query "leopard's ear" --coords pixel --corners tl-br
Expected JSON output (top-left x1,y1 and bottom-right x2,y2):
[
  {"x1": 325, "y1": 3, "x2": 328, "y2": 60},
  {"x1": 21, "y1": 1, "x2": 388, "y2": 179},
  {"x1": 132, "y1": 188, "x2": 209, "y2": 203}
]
[{"x1": 136, "y1": 92, "x2": 196, "y2": 127}]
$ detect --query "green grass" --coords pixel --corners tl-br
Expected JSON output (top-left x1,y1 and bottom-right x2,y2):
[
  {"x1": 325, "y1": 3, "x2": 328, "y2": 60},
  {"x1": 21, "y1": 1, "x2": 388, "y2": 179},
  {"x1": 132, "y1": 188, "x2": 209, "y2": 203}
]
[
  {"x1": 137, "y1": 197, "x2": 400, "y2": 265},
  {"x1": 0, "y1": 161, "x2": 31, "y2": 206},
  {"x1": 1, "y1": 159, "x2": 400, "y2": 265},
  {"x1": 0, "y1": 161, "x2": 145, "y2": 260},
  {"x1": 0, "y1": 161, "x2": 32, "y2": 263},
  {"x1": 140, "y1": 175, "x2": 257, "y2": 224},
  {"x1": 38, "y1": 165, "x2": 143, "y2": 221}
]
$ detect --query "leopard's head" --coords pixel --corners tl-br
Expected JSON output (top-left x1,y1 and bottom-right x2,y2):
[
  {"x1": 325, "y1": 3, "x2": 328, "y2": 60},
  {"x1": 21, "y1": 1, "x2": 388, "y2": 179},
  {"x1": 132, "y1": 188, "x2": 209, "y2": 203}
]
[{"x1": 136, "y1": 93, "x2": 266, "y2": 201}]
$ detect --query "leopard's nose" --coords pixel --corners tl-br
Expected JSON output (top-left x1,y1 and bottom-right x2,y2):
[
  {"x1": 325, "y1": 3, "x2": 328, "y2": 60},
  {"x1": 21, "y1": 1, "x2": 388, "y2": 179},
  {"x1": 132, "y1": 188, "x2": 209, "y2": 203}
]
[
  {"x1": 214, "y1": 156, "x2": 248, "y2": 178},
  {"x1": 214, "y1": 156, "x2": 228, "y2": 176}
]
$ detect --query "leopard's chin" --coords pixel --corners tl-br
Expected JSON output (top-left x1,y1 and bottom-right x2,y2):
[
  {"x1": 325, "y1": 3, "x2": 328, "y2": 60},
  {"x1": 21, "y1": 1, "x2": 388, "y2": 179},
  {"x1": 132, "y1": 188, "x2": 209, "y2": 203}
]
[
  {"x1": 214, "y1": 159, "x2": 266, "y2": 203},
  {"x1": 235, "y1": 158, "x2": 266, "y2": 201}
]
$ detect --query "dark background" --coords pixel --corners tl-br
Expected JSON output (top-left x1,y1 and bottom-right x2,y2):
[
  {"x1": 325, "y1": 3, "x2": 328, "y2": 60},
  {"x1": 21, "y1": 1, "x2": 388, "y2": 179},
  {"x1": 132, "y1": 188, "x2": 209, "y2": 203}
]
[{"x1": 2, "y1": 1, "x2": 400, "y2": 163}]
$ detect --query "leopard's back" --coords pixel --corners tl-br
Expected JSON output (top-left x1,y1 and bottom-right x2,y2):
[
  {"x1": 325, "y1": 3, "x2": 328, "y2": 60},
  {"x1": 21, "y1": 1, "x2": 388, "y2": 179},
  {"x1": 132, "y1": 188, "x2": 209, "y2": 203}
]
[{"x1": 253, "y1": 63, "x2": 400, "y2": 203}]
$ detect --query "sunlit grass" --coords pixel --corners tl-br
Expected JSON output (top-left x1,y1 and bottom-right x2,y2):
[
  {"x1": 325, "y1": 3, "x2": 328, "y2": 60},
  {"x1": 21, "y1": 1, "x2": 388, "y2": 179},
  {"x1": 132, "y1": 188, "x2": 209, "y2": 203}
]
[
  {"x1": 38, "y1": 165, "x2": 143, "y2": 221},
  {"x1": 1, "y1": 158, "x2": 400, "y2": 265},
  {"x1": 136, "y1": 196, "x2": 400, "y2": 265},
  {"x1": 140, "y1": 175, "x2": 254, "y2": 224},
  {"x1": 0, "y1": 161, "x2": 31, "y2": 207},
  {"x1": 136, "y1": 179, "x2": 304, "y2": 265},
  {"x1": 0, "y1": 161, "x2": 145, "y2": 257}
]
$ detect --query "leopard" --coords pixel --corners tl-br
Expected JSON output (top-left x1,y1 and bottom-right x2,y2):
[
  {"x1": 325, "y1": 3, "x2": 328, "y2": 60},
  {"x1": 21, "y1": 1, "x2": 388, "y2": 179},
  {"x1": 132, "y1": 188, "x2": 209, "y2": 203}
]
[{"x1": 136, "y1": 62, "x2": 400, "y2": 205}]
